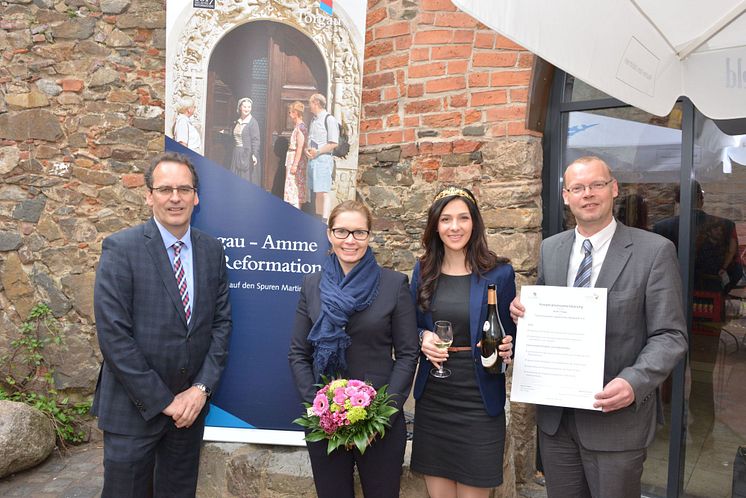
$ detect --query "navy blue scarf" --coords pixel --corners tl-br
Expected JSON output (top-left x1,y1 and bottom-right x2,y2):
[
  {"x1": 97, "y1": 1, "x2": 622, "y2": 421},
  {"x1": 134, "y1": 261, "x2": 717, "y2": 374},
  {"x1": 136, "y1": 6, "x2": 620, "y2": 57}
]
[{"x1": 308, "y1": 248, "x2": 381, "y2": 380}]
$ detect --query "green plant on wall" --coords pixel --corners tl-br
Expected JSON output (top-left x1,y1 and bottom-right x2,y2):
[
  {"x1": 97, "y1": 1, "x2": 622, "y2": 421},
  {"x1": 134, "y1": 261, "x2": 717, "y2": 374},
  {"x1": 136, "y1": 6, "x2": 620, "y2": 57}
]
[{"x1": 0, "y1": 303, "x2": 91, "y2": 448}]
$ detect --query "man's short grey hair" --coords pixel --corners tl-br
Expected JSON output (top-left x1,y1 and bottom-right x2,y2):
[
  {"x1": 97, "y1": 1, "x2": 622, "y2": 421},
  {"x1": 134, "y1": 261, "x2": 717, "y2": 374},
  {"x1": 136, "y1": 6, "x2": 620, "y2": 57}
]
[
  {"x1": 176, "y1": 96, "x2": 195, "y2": 114},
  {"x1": 309, "y1": 93, "x2": 327, "y2": 109}
]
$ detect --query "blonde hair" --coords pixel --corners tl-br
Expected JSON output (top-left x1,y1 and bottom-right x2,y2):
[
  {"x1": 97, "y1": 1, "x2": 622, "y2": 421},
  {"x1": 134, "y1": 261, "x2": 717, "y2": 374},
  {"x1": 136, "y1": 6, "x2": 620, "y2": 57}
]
[{"x1": 288, "y1": 101, "x2": 304, "y2": 117}]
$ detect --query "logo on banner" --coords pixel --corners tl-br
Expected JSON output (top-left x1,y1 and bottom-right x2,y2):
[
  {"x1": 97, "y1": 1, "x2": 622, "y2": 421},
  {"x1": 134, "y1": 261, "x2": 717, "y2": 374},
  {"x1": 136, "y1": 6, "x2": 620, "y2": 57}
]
[{"x1": 193, "y1": 0, "x2": 215, "y2": 9}]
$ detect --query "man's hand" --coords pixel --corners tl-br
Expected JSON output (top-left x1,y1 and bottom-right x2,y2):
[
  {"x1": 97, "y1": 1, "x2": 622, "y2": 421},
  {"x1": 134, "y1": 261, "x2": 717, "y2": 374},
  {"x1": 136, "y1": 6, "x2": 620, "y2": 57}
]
[
  {"x1": 162, "y1": 386, "x2": 208, "y2": 428},
  {"x1": 593, "y1": 377, "x2": 635, "y2": 412},
  {"x1": 509, "y1": 296, "x2": 525, "y2": 323},
  {"x1": 162, "y1": 396, "x2": 183, "y2": 420}
]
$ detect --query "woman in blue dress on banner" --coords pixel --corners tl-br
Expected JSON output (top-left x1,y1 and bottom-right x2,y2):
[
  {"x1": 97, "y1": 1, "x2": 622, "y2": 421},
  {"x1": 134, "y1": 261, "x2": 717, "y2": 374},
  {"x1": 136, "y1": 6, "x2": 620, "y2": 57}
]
[
  {"x1": 410, "y1": 186, "x2": 516, "y2": 498},
  {"x1": 289, "y1": 200, "x2": 419, "y2": 498}
]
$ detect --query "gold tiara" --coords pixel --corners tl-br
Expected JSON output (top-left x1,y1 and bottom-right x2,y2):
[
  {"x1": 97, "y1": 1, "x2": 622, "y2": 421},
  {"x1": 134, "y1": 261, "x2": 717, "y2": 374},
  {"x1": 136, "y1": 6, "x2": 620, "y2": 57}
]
[{"x1": 433, "y1": 187, "x2": 476, "y2": 205}]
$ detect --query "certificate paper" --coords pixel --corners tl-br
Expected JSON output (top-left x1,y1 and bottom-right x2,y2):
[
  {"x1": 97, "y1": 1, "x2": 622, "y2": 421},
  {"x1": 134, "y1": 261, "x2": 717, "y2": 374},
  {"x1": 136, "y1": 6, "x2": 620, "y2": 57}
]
[{"x1": 510, "y1": 285, "x2": 607, "y2": 410}]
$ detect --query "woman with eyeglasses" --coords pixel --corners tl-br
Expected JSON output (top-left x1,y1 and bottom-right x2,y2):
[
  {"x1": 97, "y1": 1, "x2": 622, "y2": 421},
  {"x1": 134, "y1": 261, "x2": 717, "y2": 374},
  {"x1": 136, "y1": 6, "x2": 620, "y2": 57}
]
[
  {"x1": 410, "y1": 186, "x2": 516, "y2": 498},
  {"x1": 229, "y1": 97, "x2": 261, "y2": 186},
  {"x1": 289, "y1": 200, "x2": 419, "y2": 498}
]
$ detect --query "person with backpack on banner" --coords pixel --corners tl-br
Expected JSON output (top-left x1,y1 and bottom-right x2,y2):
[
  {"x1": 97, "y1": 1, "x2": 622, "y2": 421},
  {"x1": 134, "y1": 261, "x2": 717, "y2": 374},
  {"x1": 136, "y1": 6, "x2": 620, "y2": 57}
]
[{"x1": 306, "y1": 93, "x2": 339, "y2": 223}]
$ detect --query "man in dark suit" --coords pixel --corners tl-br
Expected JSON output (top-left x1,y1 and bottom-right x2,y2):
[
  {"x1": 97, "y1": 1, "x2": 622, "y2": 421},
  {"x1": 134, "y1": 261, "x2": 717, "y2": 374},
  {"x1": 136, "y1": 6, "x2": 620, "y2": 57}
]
[
  {"x1": 92, "y1": 151, "x2": 232, "y2": 497},
  {"x1": 511, "y1": 156, "x2": 687, "y2": 498}
]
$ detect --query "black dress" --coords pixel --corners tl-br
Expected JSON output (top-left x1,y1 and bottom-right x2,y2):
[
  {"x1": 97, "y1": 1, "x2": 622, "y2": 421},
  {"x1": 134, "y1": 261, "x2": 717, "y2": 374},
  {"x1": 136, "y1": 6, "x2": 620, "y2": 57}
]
[
  {"x1": 229, "y1": 117, "x2": 261, "y2": 186},
  {"x1": 410, "y1": 274, "x2": 506, "y2": 488}
]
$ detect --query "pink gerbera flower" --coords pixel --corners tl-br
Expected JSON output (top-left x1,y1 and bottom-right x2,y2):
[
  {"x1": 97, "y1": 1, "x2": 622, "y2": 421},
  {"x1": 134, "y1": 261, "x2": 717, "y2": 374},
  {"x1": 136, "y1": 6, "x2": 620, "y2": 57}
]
[
  {"x1": 333, "y1": 387, "x2": 347, "y2": 405},
  {"x1": 312, "y1": 393, "x2": 329, "y2": 416},
  {"x1": 350, "y1": 392, "x2": 371, "y2": 407}
]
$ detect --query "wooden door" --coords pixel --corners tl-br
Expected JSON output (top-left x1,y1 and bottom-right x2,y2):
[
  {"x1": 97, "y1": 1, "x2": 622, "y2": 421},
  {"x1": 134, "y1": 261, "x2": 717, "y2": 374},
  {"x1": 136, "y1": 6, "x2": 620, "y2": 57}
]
[
  {"x1": 204, "y1": 74, "x2": 234, "y2": 166},
  {"x1": 205, "y1": 21, "x2": 326, "y2": 194}
]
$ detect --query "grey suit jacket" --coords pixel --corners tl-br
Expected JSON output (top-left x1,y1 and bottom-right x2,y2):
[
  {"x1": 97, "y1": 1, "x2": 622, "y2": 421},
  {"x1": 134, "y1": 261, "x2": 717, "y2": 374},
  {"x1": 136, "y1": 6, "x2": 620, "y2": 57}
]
[
  {"x1": 92, "y1": 218, "x2": 232, "y2": 436},
  {"x1": 536, "y1": 222, "x2": 687, "y2": 451}
]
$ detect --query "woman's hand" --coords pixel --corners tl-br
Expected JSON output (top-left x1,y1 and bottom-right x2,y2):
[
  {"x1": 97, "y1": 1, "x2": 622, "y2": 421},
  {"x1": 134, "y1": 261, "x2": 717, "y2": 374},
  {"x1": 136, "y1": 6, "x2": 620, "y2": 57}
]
[
  {"x1": 476, "y1": 335, "x2": 513, "y2": 365},
  {"x1": 290, "y1": 164, "x2": 298, "y2": 175},
  {"x1": 499, "y1": 335, "x2": 513, "y2": 364},
  {"x1": 420, "y1": 330, "x2": 448, "y2": 368}
]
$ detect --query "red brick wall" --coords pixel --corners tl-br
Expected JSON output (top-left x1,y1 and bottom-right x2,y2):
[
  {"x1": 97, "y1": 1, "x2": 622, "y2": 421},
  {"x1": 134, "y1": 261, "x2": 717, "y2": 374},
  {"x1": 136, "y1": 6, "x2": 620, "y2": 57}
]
[{"x1": 361, "y1": 0, "x2": 541, "y2": 176}]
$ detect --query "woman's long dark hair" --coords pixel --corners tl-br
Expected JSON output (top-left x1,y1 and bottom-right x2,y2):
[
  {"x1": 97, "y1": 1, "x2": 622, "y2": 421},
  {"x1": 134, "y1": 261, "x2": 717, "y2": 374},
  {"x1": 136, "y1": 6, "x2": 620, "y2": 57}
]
[{"x1": 417, "y1": 187, "x2": 509, "y2": 312}]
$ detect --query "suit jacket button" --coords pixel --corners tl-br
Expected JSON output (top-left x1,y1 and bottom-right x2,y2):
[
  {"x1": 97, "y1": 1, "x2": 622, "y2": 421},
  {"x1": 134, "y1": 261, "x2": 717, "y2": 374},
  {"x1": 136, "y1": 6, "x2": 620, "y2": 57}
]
[{"x1": 180, "y1": 368, "x2": 187, "y2": 374}]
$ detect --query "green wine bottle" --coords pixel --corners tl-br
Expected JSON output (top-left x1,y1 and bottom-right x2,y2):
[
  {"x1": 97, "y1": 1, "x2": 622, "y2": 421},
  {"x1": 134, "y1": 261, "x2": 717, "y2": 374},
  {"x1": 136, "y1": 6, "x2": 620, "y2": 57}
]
[{"x1": 481, "y1": 284, "x2": 506, "y2": 374}]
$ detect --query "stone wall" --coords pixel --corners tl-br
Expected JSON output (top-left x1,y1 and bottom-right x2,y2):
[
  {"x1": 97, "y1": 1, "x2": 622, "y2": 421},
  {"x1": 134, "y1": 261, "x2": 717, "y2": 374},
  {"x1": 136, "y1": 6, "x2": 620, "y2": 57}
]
[
  {"x1": 358, "y1": 0, "x2": 543, "y2": 490},
  {"x1": 1, "y1": 0, "x2": 544, "y2": 494},
  {"x1": 0, "y1": 0, "x2": 165, "y2": 396}
]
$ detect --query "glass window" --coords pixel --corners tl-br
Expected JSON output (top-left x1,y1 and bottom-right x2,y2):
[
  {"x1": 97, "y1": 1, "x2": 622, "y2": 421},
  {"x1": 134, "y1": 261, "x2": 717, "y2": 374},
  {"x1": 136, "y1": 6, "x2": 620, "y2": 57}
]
[
  {"x1": 561, "y1": 105, "x2": 684, "y2": 495},
  {"x1": 681, "y1": 111, "x2": 746, "y2": 498}
]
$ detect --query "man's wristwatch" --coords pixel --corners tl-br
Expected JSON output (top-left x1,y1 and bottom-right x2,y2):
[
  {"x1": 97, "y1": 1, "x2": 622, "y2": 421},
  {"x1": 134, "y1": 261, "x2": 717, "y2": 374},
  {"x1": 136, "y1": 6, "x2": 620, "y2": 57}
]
[{"x1": 193, "y1": 383, "x2": 211, "y2": 398}]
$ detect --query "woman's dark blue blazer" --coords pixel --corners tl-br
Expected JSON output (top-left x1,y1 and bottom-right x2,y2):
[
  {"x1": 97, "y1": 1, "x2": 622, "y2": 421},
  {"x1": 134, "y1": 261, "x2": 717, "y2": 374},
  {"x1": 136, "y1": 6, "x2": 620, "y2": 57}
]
[{"x1": 410, "y1": 261, "x2": 517, "y2": 417}]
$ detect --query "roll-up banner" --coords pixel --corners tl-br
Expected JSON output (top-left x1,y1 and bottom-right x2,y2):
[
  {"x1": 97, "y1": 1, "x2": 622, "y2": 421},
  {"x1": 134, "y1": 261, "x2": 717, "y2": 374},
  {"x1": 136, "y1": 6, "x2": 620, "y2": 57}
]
[{"x1": 165, "y1": 0, "x2": 367, "y2": 444}]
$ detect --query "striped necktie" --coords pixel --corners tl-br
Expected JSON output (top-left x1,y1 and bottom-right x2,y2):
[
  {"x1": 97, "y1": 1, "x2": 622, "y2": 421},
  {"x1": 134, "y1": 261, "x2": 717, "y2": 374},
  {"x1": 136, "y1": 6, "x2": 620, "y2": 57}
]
[
  {"x1": 573, "y1": 239, "x2": 593, "y2": 288},
  {"x1": 172, "y1": 241, "x2": 191, "y2": 324}
]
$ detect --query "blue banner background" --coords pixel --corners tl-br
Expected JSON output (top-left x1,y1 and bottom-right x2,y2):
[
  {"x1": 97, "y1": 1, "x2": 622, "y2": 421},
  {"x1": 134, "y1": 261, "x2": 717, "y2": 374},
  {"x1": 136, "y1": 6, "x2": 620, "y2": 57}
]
[{"x1": 167, "y1": 138, "x2": 329, "y2": 430}]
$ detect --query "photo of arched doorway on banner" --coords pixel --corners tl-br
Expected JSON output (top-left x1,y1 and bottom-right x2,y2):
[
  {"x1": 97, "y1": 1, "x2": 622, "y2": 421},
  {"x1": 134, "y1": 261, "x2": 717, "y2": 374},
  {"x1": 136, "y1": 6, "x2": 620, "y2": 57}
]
[{"x1": 165, "y1": 0, "x2": 367, "y2": 444}]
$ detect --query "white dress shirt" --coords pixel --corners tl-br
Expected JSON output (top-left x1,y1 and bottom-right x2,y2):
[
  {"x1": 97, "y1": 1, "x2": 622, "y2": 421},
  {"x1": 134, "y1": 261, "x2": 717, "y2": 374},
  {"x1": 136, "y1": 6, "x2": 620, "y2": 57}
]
[{"x1": 566, "y1": 218, "x2": 618, "y2": 288}]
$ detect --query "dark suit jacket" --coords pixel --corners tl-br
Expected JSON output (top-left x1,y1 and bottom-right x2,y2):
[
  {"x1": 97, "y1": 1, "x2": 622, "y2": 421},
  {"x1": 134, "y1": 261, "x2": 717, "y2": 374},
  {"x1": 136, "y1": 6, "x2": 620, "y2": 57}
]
[
  {"x1": 92, "y1": 218, "x2": 232, "y2": 436},
  {"x1": 654, "y1": 210, "x2": 739, "y2": 292},
  {"x1": 288, "y1": 269, "x2": 419, "y2": 409},
  {"x1": 536, "y1": 222, "x2": 687, "y2": 451},
  {"x1": 410, "y1": 261, "x2": 517, "y2": 417}
]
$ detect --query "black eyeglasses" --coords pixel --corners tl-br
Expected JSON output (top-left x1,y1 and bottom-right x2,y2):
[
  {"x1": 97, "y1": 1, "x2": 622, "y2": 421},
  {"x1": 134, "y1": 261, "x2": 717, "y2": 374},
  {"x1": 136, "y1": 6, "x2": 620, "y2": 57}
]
[
  {"x1": 563, "y1": 179, "x2": 614, "y2": 195},
  {"x1": 330, "y1": 228, "x2": 370, "y2": 241},
  {"x1": 151, "y1": 186, "x2": 196, "y2": 197}
]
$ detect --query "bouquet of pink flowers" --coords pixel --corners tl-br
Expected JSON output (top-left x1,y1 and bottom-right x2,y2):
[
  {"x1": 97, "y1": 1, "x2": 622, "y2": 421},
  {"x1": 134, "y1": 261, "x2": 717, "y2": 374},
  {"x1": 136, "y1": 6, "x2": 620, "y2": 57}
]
[{"x1": 293, "y1": 378, "x2": 399, "y2": 454}]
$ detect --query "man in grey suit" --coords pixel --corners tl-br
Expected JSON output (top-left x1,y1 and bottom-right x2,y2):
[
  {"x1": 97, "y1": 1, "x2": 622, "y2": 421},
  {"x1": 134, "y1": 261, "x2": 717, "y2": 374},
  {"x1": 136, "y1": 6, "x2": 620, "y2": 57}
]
[
  {"x1": 92, "y1": 151, "x2": 232, "y2": 497},
  {"x1": 510, "y1": 156, "x2": 687, "y2": 498}
]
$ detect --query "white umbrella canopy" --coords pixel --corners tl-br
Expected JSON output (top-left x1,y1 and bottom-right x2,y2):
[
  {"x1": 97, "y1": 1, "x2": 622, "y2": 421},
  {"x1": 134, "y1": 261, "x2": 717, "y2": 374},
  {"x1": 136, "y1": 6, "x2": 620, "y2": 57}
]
[{"x1": 453, "y1": 0, "x2": 746, "y2": 119}]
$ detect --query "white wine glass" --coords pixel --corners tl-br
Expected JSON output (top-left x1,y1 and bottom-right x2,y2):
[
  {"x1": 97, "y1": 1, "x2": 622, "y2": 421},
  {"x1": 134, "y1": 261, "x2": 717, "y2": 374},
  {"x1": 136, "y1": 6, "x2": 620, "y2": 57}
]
[{"x1": 430, "y1": 320, "x2": 453, "y2": 378}]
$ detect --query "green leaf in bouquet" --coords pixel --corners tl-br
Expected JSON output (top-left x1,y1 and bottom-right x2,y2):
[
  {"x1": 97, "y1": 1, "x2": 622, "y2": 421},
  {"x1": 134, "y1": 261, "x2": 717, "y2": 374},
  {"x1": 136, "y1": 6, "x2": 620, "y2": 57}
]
[
  {"x1": 379, "y1": 405, "x2": 399, "y2": 418},
  {"x1": 292, "y1": 416, "x2": 313, "y2": 428},
  {"x1": 305, "y1": 431, "x2": 327, "y2": 443},
  {"x1": 327, "y1": 437, "x2": 345, "y2": 455},
  {"x1": 353, "y1": 431, "x2": 370, "y2": 454}
]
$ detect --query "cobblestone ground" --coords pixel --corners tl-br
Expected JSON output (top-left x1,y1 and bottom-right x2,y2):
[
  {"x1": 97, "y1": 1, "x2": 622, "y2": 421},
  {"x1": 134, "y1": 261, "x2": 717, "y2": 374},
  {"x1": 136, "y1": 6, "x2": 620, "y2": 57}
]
[
  {"x1": 0, "y1": 443, "x2": 104, "y2": 498},
  {"x1": 0, "y1": 441, "x2": 547, "y2": 498}
]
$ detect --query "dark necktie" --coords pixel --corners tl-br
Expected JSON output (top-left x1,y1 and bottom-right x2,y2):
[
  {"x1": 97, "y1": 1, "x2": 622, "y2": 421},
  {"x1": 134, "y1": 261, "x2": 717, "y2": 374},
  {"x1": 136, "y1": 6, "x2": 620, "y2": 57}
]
[
  {"x1": 573, "y1": 239, "x2": 593, "y2": 288},
  {"x1": 172, "y1": 241, "x2": 192, "y2": 324}
]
